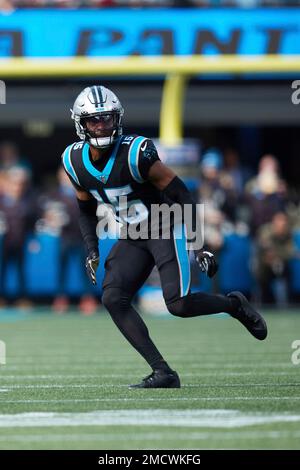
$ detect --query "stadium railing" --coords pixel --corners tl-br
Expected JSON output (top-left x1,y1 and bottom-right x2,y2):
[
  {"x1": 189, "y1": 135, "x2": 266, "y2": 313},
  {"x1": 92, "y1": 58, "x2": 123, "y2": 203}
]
[{"x1": 2, "y1": 231, "x2": 300, "y2": 299}]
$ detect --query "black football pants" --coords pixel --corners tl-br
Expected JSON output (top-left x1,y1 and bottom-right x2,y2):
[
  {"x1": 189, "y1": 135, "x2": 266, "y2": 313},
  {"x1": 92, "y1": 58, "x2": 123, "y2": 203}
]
[{"x1": 102, "y1": 225, "x2": 237, "y2": 369}]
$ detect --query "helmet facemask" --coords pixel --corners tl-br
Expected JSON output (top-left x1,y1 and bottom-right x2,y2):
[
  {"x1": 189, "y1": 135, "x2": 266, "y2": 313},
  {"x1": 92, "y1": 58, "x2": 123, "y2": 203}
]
[{"x1": 79, "y1": 112, "x2": 122, "y2": 149}]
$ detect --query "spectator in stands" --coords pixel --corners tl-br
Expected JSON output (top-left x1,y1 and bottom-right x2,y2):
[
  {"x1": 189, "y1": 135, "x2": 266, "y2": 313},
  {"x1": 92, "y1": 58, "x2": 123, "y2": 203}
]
[
  {"x1": 199, "y1": 147, "x2": 239, "y2": 223},
  {"x1": 247, "y1": 154, "x2": 287, "y2": 194},
  {"x1": 0, "y1": 141, "x2": 31, "y2": 172},
  {"x1": 223, "y1": 147, "x2": 252, "y2": 194},
  {"x1": 0, "y1": 0, "x2": 15, "y2": 12},
  {"x1": 37, "y1": 167, "x2": 98, "y2": 314},
  {"x1": 245, "y1": 154, "x2": 288, "y2": 235},
  {"x1": 2, "y1": 1, "x2": 298, "y2": 8},
  {"x1": 0, "y1": 166, "x2": 36, "y2": 307},
  {"x1": 256, "y1": 212, "x2": 294, "y2": 306}
]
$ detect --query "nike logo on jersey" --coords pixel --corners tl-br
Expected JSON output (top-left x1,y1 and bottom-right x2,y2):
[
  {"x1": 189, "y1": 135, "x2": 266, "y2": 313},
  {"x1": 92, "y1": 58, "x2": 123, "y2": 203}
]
[{"x1": 140, "y1": 141, "x2": 148, "y2": 152}]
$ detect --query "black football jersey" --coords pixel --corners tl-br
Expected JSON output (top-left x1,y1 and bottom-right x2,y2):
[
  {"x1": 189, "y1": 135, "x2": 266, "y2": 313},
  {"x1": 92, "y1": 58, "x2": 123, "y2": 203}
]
[{"x1": 61, "y1": 135, "x2": 165, "y2": 238}]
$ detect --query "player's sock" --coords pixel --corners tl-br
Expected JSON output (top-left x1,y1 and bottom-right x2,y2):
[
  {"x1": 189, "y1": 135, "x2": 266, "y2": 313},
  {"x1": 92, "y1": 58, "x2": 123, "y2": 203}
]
[
  {"x1": 102, "y1": 287, "x2": 166, "y2": 369},
  {"x1": 167, "y1": 292, "x2": 240, "y2": 318}
]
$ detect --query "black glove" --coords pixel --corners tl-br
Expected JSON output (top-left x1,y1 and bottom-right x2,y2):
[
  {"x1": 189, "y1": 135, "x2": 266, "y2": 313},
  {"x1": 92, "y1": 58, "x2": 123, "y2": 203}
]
[
  {"x1": 85, "y1": 250, "x2": 100, "y2": 285},
  {"x1": 195, "y1": 249, "x2": 218, "y2": 278}
]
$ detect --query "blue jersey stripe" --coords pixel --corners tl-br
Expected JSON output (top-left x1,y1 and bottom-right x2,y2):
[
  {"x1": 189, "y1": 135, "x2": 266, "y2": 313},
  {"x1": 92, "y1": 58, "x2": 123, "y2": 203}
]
[
  {"x1": 82, "y1": 138, "x2": 122, "y2": 182},
  {"x1": 128, "y1": 136, "x2": 146, "y2": 184},
  {"x1": 62, "y1": 144, "x2": 80, "y2": 185},
  {"x1": 173, "y1": 223, "x2": 191, "y2": 298}
]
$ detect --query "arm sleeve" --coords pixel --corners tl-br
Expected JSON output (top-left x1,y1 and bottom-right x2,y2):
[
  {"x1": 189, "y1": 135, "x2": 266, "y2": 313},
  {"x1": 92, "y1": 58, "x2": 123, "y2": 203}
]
[
  {"x1": 137, "y1": 139, "x2": 161, "y2": 181},
  {"x1": 77, "y1": 198, "x2": 99, "y2": 256},
  {"x1": 161, "y1": 176, "x2": 201, "y2": 248}
]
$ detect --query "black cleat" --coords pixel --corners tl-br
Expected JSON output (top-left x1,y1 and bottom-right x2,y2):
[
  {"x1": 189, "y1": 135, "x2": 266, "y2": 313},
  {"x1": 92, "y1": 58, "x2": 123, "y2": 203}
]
[
  {"x1": 129, "y1": 369, "x2": 181, "y2": 389},
  {"x1": 227, "y1": 291, "x2": 267, "y2": 340}
]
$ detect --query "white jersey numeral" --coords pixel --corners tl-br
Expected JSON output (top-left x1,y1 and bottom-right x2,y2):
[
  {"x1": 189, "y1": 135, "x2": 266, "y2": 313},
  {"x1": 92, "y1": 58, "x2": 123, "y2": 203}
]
[{"x1": 104, "y1": 185, "x2": 148, "y2": 225}]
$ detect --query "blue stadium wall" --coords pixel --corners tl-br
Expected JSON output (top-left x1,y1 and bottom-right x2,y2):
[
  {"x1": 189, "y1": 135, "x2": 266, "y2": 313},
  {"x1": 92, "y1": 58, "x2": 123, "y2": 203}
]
[{"x1": 1, "y1": 8, "x2": 300, "y2": 58}]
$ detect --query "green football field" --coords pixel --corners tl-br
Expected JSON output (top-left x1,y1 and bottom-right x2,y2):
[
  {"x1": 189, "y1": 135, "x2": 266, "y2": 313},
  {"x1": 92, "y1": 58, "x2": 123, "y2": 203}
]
[{"x1": 0, "y1": 308, "x2": 300, "y2": 450}]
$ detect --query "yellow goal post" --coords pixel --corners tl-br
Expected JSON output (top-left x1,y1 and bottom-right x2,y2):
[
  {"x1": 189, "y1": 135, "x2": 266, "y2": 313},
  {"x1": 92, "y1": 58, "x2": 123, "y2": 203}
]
[{"x1": 1, "y1": 55, "x2": 300, "y2": 145}]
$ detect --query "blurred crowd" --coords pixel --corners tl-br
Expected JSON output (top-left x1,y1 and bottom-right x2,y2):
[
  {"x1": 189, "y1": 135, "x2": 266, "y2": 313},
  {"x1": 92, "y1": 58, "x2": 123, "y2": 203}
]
[
  {"x1": 0, "y1": 141, "x2": 98, "y2": 313},
  {"x1": 195, "y1": 147, "x2": 300, "y2": 306},
  {"x1": 1, "y1": 0, "x2": 299, "y2": 11},
  {"x1": 1, "y1": 139, "x2": 300, "y2": 310}
]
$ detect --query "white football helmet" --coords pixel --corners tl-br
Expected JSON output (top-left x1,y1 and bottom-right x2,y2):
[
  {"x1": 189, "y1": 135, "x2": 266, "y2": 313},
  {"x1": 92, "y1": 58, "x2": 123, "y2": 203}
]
[{"x1": 71, "y1": 85, "x2": 124, "y2": 149}]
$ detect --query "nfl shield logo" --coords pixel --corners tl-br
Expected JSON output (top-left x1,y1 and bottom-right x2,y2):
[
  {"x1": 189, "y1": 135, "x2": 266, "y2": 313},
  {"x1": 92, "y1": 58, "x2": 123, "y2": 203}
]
[{"x1": 99, "y1": 175, "x2": 107, "y2": 184}]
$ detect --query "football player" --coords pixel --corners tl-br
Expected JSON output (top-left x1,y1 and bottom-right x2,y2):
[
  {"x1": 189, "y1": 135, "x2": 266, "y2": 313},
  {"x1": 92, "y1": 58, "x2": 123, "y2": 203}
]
[{"x1": 62, "y1": 85, "x2": 267, "y2": 388}]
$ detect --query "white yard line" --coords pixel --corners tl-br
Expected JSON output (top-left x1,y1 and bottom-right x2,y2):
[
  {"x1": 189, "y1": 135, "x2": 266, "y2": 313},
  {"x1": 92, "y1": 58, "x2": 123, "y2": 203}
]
[
  {"x1": 1, "y1": 396, "x2": 300, "y2": 404},
  {"x1": 1, "y1": 409, "x2": 300, "y2": 428},
  {"x1": 0, "y1": 371, "x2": 297, "y2": 380},
  {"x1": 0, "y1": 384, "x2": 125, "y2": 389},
  {"x1": 0, "y1": 375, "x2": 102, "y2": 379},
  {"x1": 1, "y1": 430, "x2": 300, "y2": 443},
  {"x1": 2, "y1": 362, "x2": 292, "y2": 369},
  {"x1": 0, "y1": 382, "x2": 299, "y2": 390}
]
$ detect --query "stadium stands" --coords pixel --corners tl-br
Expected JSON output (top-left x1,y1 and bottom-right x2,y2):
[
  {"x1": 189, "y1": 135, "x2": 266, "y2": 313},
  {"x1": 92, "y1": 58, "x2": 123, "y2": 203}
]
[{"x1": 1, "y1": 0, "x2": 300, "y2": 10}]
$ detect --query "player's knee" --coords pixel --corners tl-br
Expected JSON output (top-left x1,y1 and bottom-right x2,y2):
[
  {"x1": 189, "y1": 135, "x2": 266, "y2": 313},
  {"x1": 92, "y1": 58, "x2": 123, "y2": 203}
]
[
  {"x1": 102, "y1": 288, "x2": 131, "y2": 313},
  {"x1": 167, "y1": 298, "x2": 188, "y2": 318},
  {"x1": 102, "y1": 288, "x2": 121, "y2": 312}
]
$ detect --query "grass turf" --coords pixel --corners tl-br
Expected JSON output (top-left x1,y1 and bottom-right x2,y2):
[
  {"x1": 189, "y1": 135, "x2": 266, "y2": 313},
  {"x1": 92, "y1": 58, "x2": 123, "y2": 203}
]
[{"x1": 0, "y1": 308, "x2": 299, "y2": 449}]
